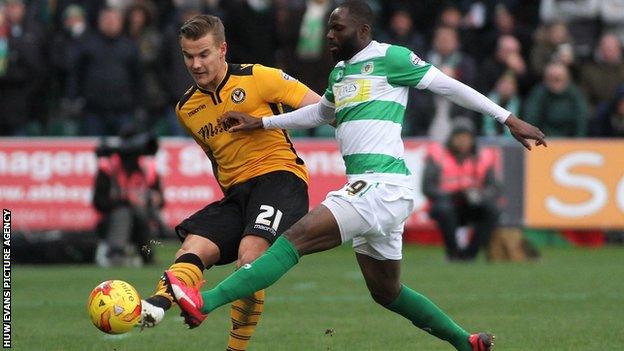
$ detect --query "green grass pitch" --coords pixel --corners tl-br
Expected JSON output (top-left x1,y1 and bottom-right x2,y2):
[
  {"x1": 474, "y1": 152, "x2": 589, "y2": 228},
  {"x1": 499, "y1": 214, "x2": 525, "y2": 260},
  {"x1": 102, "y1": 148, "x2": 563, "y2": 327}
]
[{"x1": 12, "y1": 242, "x2": 624, "y2": 350}]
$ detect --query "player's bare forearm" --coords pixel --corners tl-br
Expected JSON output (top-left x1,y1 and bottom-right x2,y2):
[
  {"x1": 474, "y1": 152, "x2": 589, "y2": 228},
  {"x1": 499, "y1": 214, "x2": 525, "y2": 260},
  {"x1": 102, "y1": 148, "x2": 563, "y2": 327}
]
[
  {"x1": 219, "y1": 111, "x2": 263, "y2": 132},
  {"x1": 504, "y1": 114, "x2": 547, "y2": 150}
]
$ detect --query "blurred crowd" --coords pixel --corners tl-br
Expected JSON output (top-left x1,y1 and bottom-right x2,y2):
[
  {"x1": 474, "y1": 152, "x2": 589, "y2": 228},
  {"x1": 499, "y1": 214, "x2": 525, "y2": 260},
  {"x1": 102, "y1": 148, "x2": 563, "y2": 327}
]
[{"x1": 1, "y1": 0, "x2": 624, "y2": 138}]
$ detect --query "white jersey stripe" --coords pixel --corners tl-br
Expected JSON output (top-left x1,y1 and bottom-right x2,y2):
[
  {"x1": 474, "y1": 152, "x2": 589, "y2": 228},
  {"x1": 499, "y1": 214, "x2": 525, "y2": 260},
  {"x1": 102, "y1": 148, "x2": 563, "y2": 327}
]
[{"x1": 336, "y1": 120, "x2": 404, "y2": 157}]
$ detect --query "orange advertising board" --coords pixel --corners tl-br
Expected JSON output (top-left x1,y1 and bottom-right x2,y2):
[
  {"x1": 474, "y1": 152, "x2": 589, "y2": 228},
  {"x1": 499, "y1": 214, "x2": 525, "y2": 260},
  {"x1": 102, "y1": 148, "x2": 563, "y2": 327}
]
[{"x1": 525, "y1": 140, "x2": 624, "y2": 228}]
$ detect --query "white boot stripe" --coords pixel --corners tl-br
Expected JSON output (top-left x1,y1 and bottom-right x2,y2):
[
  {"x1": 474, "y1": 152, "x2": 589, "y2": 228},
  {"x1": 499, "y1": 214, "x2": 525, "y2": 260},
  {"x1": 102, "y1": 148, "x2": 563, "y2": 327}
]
[{"x1": 172, "y1": 285, "x2": 196, "y2": 308}]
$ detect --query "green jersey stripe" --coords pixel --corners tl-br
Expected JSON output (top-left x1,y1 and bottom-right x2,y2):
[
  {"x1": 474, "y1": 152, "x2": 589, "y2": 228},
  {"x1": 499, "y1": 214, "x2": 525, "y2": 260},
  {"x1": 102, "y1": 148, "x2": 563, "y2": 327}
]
[
  {"x1": 342, "y1": 58, "x2": 387, "y2": 77},
  {"x1": 343, "y1": 153, "x2": 411, "y2": 175},
  {"x1": 336, "y1": 100, "x2": 405, "y2": 125}
]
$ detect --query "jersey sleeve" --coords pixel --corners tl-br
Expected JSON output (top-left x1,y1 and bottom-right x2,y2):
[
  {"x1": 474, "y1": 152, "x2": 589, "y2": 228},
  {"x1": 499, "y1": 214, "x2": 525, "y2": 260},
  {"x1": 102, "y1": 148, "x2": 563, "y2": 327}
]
[
  {"x1": 254, "y1": 64, "x2": 311, "y2": 108},
  {"x1": 385, "y1": 45, "x2": 435, "y2": 89}
]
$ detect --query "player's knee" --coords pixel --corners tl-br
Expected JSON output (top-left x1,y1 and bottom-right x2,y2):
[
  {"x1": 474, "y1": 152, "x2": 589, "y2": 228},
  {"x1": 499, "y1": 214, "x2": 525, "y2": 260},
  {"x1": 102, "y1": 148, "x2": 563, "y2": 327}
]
[
  {"x1": 370, "y1": 290, "x2": 395, "y2": 306},
  {"x1": 237, "y1": 236, "x2": 270, "y2": 268},
  {"x1": 176, "y1": 245, "x2": 203, "y2": 259},
  {"x1": 236, "y1": 250, "x2": 263, "y2": 268},
  {"x1": 175, "y1": 239, "x2": 219, "y2": 267},
  {"x1": 175, "y1": 247, "x2": 190, "y2": 258},
  {"x1": 369, "y1": 285, "x2": 401, "y2": 306}
]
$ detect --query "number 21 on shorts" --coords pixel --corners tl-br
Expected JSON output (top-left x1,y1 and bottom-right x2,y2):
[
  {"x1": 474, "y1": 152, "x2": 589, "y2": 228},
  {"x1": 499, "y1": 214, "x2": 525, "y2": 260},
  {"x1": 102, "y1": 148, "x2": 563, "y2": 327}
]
[{"x1": 255, "y1": 205, "x2": 283, "y2": 231}]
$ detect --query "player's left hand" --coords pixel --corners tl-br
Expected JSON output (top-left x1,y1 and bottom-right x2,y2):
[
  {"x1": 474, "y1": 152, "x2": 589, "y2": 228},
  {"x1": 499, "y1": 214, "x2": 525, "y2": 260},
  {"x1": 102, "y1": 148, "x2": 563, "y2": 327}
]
[
  {"x1": 504, "y1": 115, "x2": 547, "y2": 150},
  {"x1": 218, "y1": 111, "x2": 263, "y2": 132}
]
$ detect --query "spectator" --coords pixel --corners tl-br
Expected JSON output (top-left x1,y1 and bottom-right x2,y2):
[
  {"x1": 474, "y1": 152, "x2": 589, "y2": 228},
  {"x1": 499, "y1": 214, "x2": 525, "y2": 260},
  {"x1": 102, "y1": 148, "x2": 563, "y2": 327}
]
[
  {"x1": 379, "y1": 8, "x2": 425, "y2": 54},
  {"x1": 433, "y1": 3, "x2": 479, "y2": 56},
  {"x1": 422, "y1": 118, "x2": 500, "y2": 261},
  {"x1": 425, "y1": 25, "x2": 477, "y2": 140},
  {"x1": 530, "y1": 22, "x2": 576, "y2": 78},
  {"x1": 524, "y1": 62, "x2": 589, "y2": 137},
  {"x1": 479, "y1": 34, "x2": 531, "y2": 95},
  {"x1": 93, "y1": 125, "x2": 164, "y2": 267},
  {"x1": 48, "y1": 4, "x2": 88, "y2": 136},
  {"x1": 52, "y1": 0, "x2": 104, "y2": 31},
  {"x1": 539, "y1": 0, "x2": 600, "y2": 60},
  {"x1": 600, "y1": 0, "x2": 624, "y2": 45},
  {"x1": 274, "y1": 0, "x2": 335, "y2": 137},
  {"x1": 481, "y1": 4, "x2": 532, "y2": 62},
  {"x1": 482, "y1": 73, "x2": 520, "y2": 138},
  {"x1": 125, "y1": 2, "x2": 167, "y2": 131},
  {"x1": 221, "y1": 0, "x2": 277, "y2": 66},
  {"x1": 378, "y1": 7, "x2": 426, "y2": 137},
  {"x1": 275, "y1": 0, "x2": 334, "y2": 97},
  {"x1": 157, "y1": 3, "x2": 202, "y2": 136},
  {"x1": 590, "y1": 85, "x2": 624, "y2": 137},
  {"x1": 50, "y1": 5, "x2": 88, "y2": 91},
  {"x1": 580, "y1": 33, "x2": 624, "y2": 112},
  {"x1": 457, "y1": 0, "x2": 488, "y2": 60},
  {"x1": 0, "y1": 0, "x2": 46, "y2": 135},
  {"x1": 68, "y1": 7, "x2": 143, "y2": 135},
  {"x1": 379, "y1": 0, "x2": 447, "y2": 37}
]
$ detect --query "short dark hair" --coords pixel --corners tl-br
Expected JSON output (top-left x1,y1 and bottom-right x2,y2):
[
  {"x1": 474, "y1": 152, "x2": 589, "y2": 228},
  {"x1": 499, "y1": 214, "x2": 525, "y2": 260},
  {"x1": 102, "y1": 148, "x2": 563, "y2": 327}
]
[
  {"x1": 179, "y1": 14, "x2": 225, "y2": 43},
  {"x1": 338, "y1": 0, "x2": 374, "y2": 27}
]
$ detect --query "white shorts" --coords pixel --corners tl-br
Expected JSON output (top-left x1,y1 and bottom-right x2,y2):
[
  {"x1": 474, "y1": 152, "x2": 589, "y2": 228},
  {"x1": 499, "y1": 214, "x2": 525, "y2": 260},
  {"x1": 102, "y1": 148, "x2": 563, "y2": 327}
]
[{"x1": 321, "y1": 181, "x2": 416, "y2": 260}]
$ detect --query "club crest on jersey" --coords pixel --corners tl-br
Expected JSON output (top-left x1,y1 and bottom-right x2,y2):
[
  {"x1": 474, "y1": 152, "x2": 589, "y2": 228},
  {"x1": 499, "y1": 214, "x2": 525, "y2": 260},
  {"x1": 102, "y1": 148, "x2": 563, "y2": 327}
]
[
  {"x1": 410, "y1": 52, "x2": 425, "y2": 66},
  {"x1": 361, "y1": 61, "x2": 374, "y2": 75},
  {"x1": 231, "y1": 88, "x2": 246, "y2": 104}
]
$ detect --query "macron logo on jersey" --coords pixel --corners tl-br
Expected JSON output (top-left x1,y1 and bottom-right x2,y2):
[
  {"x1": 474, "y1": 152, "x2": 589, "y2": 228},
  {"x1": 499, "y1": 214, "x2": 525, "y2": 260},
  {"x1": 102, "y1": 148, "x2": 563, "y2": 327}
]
[{"x1": 188, "y1": 104, "x2": 206, "y2": 117}]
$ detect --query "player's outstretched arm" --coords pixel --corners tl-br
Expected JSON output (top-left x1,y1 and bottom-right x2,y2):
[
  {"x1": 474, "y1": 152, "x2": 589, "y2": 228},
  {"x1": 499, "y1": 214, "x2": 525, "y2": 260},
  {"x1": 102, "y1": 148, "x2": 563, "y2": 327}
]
[
  {"x1": 424, "y1": 68, "x2": 547, "y2": 150},
  {"x1": 221, "y1": 97, "x2": 335, "y2": 133}
]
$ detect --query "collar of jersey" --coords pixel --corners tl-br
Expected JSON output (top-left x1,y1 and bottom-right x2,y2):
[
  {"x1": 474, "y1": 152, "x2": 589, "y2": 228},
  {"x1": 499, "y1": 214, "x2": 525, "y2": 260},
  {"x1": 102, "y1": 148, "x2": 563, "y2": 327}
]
[
  {"x1": 345, "y1": 40, "x2": 378, "y2": 65},
  {"x1": 196, "y1": 63, "x2": 232, "y2": 104}
]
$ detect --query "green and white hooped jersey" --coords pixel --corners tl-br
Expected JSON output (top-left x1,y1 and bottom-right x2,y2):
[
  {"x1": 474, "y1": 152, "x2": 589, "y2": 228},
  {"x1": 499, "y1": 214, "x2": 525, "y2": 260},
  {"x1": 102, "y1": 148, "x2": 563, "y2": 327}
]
[{"x1": 323, "y1": 40, "x2": 437, "y2": 187}]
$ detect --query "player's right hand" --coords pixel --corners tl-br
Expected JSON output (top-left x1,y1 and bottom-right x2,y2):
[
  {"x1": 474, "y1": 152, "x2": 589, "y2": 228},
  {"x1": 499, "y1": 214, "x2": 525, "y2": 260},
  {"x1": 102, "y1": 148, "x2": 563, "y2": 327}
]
[
  {"x1": 218, "y1": 111, "x2": 263, "y2": 132},
  {"x1": 504, "y1": 115, "x2": 547, "y2": 150}
]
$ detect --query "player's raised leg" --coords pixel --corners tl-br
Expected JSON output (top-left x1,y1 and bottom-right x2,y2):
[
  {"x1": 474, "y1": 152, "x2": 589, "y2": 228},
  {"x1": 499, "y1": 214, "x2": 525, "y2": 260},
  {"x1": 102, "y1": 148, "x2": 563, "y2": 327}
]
[
  {"x1": 355, "y1": 253, "x2": 492, "y2": 350},
  {"x1": 226, "y1": 235, "x2": 269, "y2": 351},
  {"x1": 165, "y1": 205, "x2": 343, "y2": 324},
  {"x1": 140, "y1": 234, "x2": 215, "y2": 328}
]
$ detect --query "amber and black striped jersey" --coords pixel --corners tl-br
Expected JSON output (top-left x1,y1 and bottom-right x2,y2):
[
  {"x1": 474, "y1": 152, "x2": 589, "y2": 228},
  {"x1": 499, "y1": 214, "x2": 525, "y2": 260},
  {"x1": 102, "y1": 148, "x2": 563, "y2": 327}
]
[{"x1": 176, "y1": 63, "x2": 311, "y2": 190}]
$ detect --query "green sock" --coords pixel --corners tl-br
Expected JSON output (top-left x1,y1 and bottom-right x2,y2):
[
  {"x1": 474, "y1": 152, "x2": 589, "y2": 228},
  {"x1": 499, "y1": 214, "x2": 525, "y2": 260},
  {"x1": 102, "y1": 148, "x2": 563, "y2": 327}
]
[
  {"x1": 200, "y1": 236, "x2": 299, "y2": 314},
  {"x1": 386, "y1": 285, "x2": 471, "y2": 351}
]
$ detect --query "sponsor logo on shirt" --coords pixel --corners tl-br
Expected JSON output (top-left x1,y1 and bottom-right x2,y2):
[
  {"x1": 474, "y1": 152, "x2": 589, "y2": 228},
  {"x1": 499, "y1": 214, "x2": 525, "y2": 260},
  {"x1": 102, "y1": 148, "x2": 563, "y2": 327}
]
[
  {"x1": 197, "y1": 122, "x2": 226, "y2": 140},
  {"x1": 410, "y1": 52, "x2": 426, "y2": 66},
  {"x1": 333, "y1": 79, "x2": 372, "y2": 108},
  {"x1": 338, "y1": 83, "x2": 359, "y2": 99}
]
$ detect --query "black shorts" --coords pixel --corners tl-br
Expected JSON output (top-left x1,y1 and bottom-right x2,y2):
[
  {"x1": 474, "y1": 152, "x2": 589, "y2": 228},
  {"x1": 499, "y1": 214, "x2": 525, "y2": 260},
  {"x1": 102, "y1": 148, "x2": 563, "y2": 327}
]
[{"x1": 175, "y1": 171, "x2": 309, "y2": 265}]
